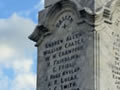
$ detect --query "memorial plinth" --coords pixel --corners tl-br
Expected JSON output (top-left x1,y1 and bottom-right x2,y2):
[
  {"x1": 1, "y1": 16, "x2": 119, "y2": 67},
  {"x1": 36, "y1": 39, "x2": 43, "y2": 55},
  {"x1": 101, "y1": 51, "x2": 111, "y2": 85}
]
[{"x1": 29, "y1": 0, "x2": 120, "y2": 90}]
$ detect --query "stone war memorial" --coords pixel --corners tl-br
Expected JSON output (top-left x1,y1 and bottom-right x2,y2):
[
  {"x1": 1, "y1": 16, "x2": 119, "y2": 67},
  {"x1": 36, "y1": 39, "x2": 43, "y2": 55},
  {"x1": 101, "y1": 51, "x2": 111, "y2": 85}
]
[{"x1": 29, "y1": 0, "x2": 120, "y2": 90}]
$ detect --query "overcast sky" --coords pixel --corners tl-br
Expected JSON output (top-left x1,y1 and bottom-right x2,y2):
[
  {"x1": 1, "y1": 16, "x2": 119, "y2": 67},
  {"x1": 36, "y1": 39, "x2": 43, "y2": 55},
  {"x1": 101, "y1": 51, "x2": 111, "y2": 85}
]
[{"x1": 0, "y1": 0, "x2": 44, "y2": 90}]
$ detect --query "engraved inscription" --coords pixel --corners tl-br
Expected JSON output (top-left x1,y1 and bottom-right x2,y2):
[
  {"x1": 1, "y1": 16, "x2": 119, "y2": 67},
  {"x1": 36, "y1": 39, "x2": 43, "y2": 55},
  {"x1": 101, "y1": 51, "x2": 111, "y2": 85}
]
[
  {"x1": 55, "y1": 13, "x2": 73, "y2": 29},
  {"x1": 42, "y1": 32, "x2": 86, "y2": 90},
  {"x1": 112, "y1": 32, "x2": 120, "y2": 89}
]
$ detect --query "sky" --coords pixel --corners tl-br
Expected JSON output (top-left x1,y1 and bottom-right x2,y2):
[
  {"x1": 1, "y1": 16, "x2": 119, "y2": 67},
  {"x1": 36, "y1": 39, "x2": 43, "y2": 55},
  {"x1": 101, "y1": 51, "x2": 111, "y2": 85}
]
[{"x1": 0, "y1": 0, "x2": 44, "y2": 90}]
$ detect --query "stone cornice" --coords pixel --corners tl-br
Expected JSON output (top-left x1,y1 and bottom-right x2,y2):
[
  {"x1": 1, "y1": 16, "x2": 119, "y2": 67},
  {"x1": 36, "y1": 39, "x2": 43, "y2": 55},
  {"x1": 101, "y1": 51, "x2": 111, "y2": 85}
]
[
  {"x1": 29, "y1": 0, "x2": 120, "y2": 43},
  {"x1": 43, "y1": 0, "x2": 120, "y2": 26},
  {"x1": 28, "y1": 25, "x2": 49, "y2": 42}
]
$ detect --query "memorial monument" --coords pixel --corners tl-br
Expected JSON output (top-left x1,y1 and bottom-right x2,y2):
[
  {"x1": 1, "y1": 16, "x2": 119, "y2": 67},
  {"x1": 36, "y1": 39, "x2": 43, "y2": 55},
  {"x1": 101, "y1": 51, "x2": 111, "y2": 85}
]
[{"x1": 29, "y1": 0, "x2": 120, "y2": 90}]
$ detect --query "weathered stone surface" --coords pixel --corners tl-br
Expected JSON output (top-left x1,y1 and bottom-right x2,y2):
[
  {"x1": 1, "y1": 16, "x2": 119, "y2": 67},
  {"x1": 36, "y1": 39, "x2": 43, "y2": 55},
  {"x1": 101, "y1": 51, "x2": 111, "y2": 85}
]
[
  {"x1": 37, "y1": 10, "x2": 94, "y2": 90},
  {"x1": 45, "y1": 0, "x2": 61, "y2": 8},
  {"x1": 29, "y1": 0, "x2": 120, "y2": 90}
]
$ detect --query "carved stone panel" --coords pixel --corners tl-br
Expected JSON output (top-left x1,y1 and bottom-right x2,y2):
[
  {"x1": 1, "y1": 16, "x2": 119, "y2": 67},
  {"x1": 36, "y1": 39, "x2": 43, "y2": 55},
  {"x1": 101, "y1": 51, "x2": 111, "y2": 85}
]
[
  {"x1": 94, "y1": 3, "x2": 120, "y2": 90},
  {"x1": 37, "y1": 2, "x2": 95, "y2": 90}
]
